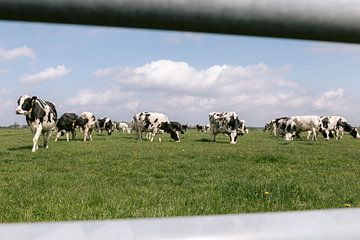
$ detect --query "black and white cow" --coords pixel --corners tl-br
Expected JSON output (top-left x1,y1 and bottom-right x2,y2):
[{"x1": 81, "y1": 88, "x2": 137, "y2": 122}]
[
  {"x1": 16, "y1": 95, "x2": 57, "y2": 152},
  {"x1": 170, "y1": 121, "x2": 185, "y2": 134},
  {"x1": 133, "y1": 112, "x2": 180, "y2": 142},
  {"x1": 264, "y1": 117, "x2": 290, "y2": 136},
  {"x1": 209, "y1": 111, "x2": 241, "y2": 144},
  {"x1": 55, "y1": 113, "x2": 88, "y2": 141},
  {"x1": 321, "y1": 116, "x2": 359, "y2": 140},
  {"x1": 80, "y1": 112, "x2": 96, "y2": 142},
  {"x1": 116, "y1": 122, "x2": 132, "y2": 134},
  {"x1": 284, "y1": 115, "x2": 323, "y2": 141},
  {"x1": 196, "y1": 124, "x2": 206, "y2": 132},
  {"x1": 96, "y1": 117, "x2": 114, "y2": 135}
]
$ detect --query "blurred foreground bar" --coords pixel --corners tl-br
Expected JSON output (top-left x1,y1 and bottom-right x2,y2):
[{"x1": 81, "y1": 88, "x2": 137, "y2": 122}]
[
  {"x1": 1, "y1": 0, "x2": 360, "y2": 43},
  {"x1": 1, "y1": 209, "x2": 360, "y2": 240}
]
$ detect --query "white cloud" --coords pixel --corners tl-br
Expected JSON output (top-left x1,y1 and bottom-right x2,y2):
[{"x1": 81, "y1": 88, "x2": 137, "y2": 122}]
[
  {"x1": 313, "y1": 88, "x2": 344, "y2": 110},
  {"x1": 0, "y1": 46, "x2": 36, "y2": 61},
  {"x1": 64, "y1": 88, "x2": 133, "y2": 107},
  {"x1": 94, "y1": 67, "x2": 115, "y2": 78},
  {"x1": 65, "y1": 60, "x2": 359, "y2": 126},
  {"x1": 20, "y1": 65, "x2": 70, "y2": 84}
]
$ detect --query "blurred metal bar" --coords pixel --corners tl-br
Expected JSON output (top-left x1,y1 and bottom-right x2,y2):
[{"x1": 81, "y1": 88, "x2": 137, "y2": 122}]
[
  {"x1": 1, "y1": 209, "x2": 360, "y2": 240},
  {"x1": 1, "y1": 0, "x2": 360, "y2": 43}
]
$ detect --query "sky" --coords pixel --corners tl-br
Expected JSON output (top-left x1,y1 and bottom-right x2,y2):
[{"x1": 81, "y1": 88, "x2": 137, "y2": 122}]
[{"x1": 1, "y1": 20, "x2": 360, "y2": 127}]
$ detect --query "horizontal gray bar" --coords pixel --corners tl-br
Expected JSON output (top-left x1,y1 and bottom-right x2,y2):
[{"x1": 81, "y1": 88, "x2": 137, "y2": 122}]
[
  {"x1": 1, "y1": 209, "x2": 360, "y2": 240},
  {"x1": 1, "y1": 0, "x2": 360, "y2": 43}
]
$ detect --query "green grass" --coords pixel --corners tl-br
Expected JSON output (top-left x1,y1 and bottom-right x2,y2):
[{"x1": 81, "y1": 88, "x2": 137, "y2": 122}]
[{"x1": 0, "y1": 128, "x2": 360, "y2": 222}]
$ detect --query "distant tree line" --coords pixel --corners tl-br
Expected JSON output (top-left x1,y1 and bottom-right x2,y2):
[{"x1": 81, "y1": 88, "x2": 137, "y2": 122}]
[{"x1": 0, "y1": 123, "x2": 28, "y2": 129}]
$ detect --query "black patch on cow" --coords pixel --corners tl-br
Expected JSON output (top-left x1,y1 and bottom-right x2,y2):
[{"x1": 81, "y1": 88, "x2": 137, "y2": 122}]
[
  {"x1": 170, "y1": 121, "x2": 184, "y2": 134},
  {"x1": 154, "y1": 118, "x2": 158, "y2": 123},
  {"x1": 144, "y1": 114, "x2": 151, "y2": 129},
  {"x1": 160, "y1": 122, "x2": 180, "y2": 141},
  {"x1": 337, "y1": 119, "x2": 358, "y2": 138},
  {"x1": 228, "y1": 116, "x2": 239, "y2": 131},
  {"x1": 57, "y1": 113, "x2": 78, "y2": 131},
  {"x1": 18, "y1": 96, "x2": 33, "y2": 112},
  {"x1": 322, "y1": 117, "x2": 330, "y2": 129}
]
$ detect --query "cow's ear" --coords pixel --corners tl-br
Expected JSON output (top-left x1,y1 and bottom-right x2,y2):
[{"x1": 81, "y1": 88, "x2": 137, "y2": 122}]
[{"x1": 31, "y1": 96, "x2": 37, "y2": 101}]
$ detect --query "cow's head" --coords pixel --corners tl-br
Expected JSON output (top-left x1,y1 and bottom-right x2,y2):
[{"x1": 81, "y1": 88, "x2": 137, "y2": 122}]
[
  {"x1": 75, "y1": 117, "x2": 89, "y2": 127},
  {"x1": 16, "y1": 95, "x2": 36, "y2": 115},
  {"x1": 350, "y1": 128, "x2": 360, "y2": 139},
  {"x1": 160, "y1": 122, "x2": 180, "y2": 142}
]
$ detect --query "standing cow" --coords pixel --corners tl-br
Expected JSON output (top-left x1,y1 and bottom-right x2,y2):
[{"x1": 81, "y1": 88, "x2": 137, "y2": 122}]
[
  {"x1": 133, "y1": 112, "x2": 180, "y2": 142},
  {"x1": 80, "y1": 112, "x2": 96, "y2": 142},
  {"x1": 16, "y1": 95, "x2": 57, "y2": 152},
  {"x1": 96, "y1": 117, "x2": 114, "y2": 135},
  {"x1": 209, "y1": 111, "x2": 241, "y2": 144},
  {"x1": 117, "y1": 122, "x2": 132, "y2": 134},
  {"x1": 321, "y1": 116, "x2": 359, "y2": 140},
  {"x1": 284, "y1": 115, "x2": 323, "y2": 141},
  {"x1": 55, "y1": 113, "x2": 88, "y2": 141}
]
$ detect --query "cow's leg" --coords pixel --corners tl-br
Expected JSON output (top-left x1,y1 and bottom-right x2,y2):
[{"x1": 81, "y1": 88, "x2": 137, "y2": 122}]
[
  {"x1": 66, "y1": 131, "x2": 70, "y2": 141},
  {"x1": 83, "y1": 127, "x2": 88, "y2": 142},
  {"x1": 88, "y1": 129, "x2": 93, "y2": 141},
  {"x1": 32, "y1": 121, "x2": 42, "y2": 152},
  {"x1": 43, "y1": 130, "x2": 52, "y2": 148},
  {"x1": 312, "y1": 128, "x2": 317, "y2": 141},
  {"x1": 230, "y1": 130, "x2": 237, "y2": 144},
  {"x1": 71, "y1": 130, "x2": 76, "y2": 140},
  {"x1": 55, "y1": 130, "x2": 61, "y2": 141},
  {"x1": 306, "y1": 131, "x2": 311, "y2": 140}
]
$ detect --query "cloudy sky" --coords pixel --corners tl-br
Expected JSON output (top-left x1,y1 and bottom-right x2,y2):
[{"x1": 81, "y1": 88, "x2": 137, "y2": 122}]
[{"x1": 1, "y1": 21, "x2": 360, "y2": 127}]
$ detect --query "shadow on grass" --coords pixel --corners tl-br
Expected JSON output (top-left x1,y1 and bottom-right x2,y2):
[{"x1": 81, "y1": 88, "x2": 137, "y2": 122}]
[{"x1": 8, "y1": 145, "x2": 33, "y2": 151}]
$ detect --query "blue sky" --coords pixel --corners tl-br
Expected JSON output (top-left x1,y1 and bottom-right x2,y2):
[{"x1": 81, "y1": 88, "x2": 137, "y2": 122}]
[{"x1": 1, "y1": 20, "x2": 360, "y2": 127}]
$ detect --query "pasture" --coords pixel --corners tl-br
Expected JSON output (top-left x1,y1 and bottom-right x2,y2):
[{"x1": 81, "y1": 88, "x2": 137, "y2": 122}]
[{"x1": 0, "y1": 128, "x2": 360, "y2": 223}]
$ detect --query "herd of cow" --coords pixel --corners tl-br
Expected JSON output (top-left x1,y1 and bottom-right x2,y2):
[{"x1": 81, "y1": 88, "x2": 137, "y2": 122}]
[
  {"x1": 264, "y1": 115, "x2": 360, "y2": 141},
  {"x1": 15, "y1": 95, "x2": 359, "y2": 153}
]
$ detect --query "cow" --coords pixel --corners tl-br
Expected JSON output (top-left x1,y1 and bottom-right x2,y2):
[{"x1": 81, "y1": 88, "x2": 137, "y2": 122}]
[
  {"x1": 196, "y1": 124, "x2": 206, "y2": 132},
  {"x1": 239, "y1": 119, "x2": 249, "y2": 134},
  {"x1": 133, "y1": 112, "x2": 180, "y2": 142},
  {"x1": 170, "y1": 121, "x2": 185, "y2": 134},
  {"x1": 209, "y1": 111, "x2": 241, "y2": 144},
  {"x1": 284, "y1": 115, "x2": 323, "y2": 141},
  {"x1": 321, "y1": 116, "x2": 359, "y2": 140},
  {"x1": 80, "y1": 112, "x2": 96, "y2": 142},
  {"x1": 117, "y1": 122, "x2": 132, "y2": 134},
  {"x1": 16, "y1": 95, "x2": 57, "y2": 152},
  {"x1": 264, "y1": 117, "x2": 290, "y2": 137},
  {"x1": 55, "y1": 113, "x2": 88, "y2": 141},
  {"x1": 96, "y1": 117, "x2": 114, "y2": 135},
  {"x1": 182, "y1": 124, "x2": 188, "y2": 132},
  {"x1": 264, "y1": 119, "x2": 277, "y2": 135}
]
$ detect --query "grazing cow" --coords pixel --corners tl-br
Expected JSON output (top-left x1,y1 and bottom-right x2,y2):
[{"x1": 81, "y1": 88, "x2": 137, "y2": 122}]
[
  {"x1": 284, "y1": 115, "x2": 323, "y2": 141},
  {"x1": 239, "y1": 119, "x2": 249, "y2": 134},
  {"x1": 117, "y1": 122, "x2": 132, "y2": 134},
  {"x1": 196, "y1": 124, "x2": 206, "y2": 132},
  {"x1": 182, "y1": 124, "x2": 188, "y2": 132},
  {"x1": 264, "y1": 117, "x2": 290, "y2": 137},
  {"x1": 133, "y1": 112, "x2": 180, "y2": 142},
  {"x1": 321, "y1": 116, "x2": 359, "y2": 140},
  {"x1": 209, "y1": 111, "x2": 241, "y2": 144},
  {"x1": 55, "y1": 113, "x2": 88, "y2": 141},
  {"x1": 80, "y1": 112, "x2": 96, "y2": 142},
  {"x1": 264, "y1": 119, "x2": 277, "y2": 135},
  {"x1": 170, "y1": 121, "x2": 185, "y2": 134},
  {"x1": 96, "y1": 117, "x2": 114, "y2": 135},
  {"x1": 16, "y1": 95, "x2": 57, "y2": 152}
]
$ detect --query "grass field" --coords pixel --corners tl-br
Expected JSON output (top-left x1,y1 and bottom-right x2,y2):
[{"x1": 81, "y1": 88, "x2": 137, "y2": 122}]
[{"x1": 0, "y1": 127, "x2": 360, "y2": 223}]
